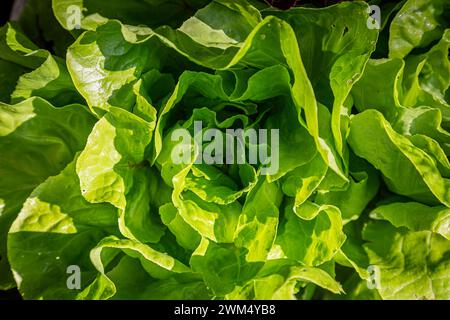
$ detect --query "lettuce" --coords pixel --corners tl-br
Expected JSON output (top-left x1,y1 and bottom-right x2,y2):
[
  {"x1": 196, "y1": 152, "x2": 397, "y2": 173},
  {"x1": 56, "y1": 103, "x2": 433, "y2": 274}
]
[{"x1": 0, "y1": 0, "x2": 449, "y2": 300}]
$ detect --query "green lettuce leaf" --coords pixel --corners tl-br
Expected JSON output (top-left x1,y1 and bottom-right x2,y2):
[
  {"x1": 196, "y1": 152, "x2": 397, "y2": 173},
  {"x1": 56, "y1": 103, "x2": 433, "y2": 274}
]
[
  {"x1": 389, "y1": 0, "x2": 449, "y2": 58},
  {"x1": 52, "y1": 0, "x2": 212, "y2": 30},
  {"x1": 267, "y1": 1, "x2": 379, "y2": 156},
  {"x1": 8, "y1": 159, "x2": 118, "y2": 299},
  {"x1": 370, "y1": 202, "x2": 450, "y2": 240},
  {"x1": 363, "y1": 220, "x2": 450, "y2": 300},
  {"x1": 0, "y1": 23, "x2": 82, "y2": 106},
  {"x1": 274, "y1": 200, "x2": 346, "y2": 266},
  {"x1": 0, "y1": 98, "x2": 95, "y2": 289},
  {"x1": 76, "y1": 107, "x2": 164, "y2": 244},
  {"x1": 349, "y1": 110, "x2": 450, "y2": 206},
  {"x1": 226, "y1": 259, "x2": 343, "y2": 299}
]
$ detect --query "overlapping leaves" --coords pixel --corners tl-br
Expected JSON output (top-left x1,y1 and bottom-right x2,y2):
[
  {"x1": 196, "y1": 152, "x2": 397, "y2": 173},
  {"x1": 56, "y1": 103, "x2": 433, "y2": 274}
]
[{"x1": 0, "y1": 0, "x2": 448, "y2": 300}]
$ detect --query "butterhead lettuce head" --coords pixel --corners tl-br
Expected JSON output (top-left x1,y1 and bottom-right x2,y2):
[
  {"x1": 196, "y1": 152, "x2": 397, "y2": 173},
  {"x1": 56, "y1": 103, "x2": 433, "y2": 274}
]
[{"x1": 0, "y1": 0, "x2": 449, "y2": 300}]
